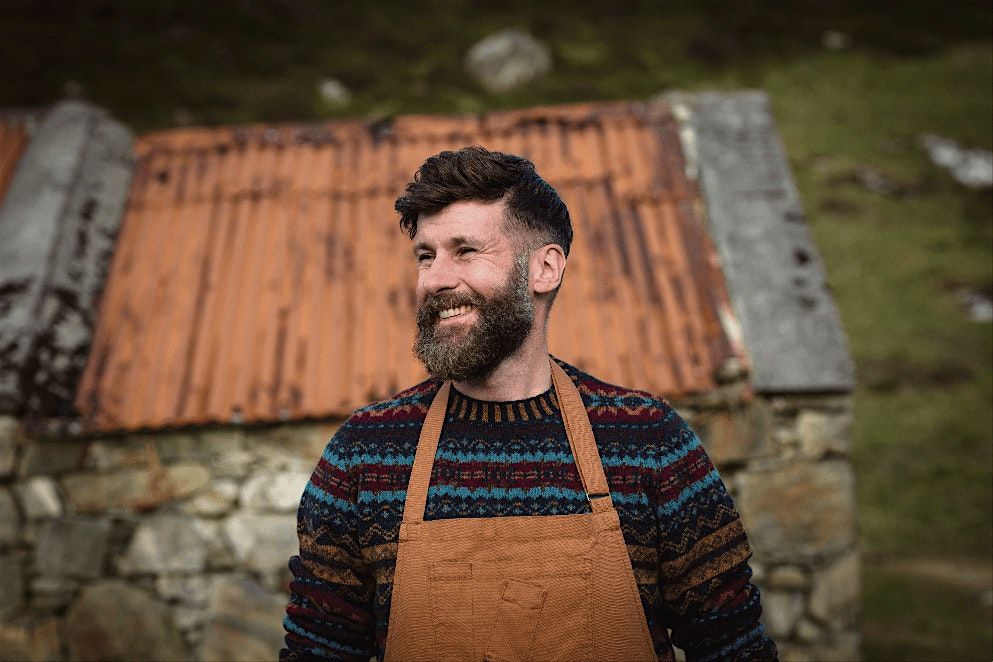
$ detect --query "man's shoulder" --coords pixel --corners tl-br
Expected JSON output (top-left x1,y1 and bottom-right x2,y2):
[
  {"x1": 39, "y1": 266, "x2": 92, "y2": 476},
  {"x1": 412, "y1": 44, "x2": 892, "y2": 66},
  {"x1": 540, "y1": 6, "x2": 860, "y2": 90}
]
[
  {"x1": 554, "y1": 357, "x2": 682, "y2": 428},
  {"x1": 345, "y1": 377, "x2": 443, "y2": 426},
  {"x1": 318, "y1": 377, "x2": 442, "y2": 468}
]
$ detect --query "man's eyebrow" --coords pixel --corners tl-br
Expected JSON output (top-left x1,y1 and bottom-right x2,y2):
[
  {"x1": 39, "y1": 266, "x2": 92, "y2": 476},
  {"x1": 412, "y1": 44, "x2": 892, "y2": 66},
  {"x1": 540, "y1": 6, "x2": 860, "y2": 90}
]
[
  {"x1": 448, "y1": 235, "x2": 483, "y2": 247},
  {"x1": 412, "y1": 236, "x2": 484, "y2": 256}
]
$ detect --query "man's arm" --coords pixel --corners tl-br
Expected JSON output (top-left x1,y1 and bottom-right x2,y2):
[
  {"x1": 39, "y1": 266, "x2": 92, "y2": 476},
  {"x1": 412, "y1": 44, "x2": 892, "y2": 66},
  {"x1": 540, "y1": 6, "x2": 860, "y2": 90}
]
[
  {"x1": 656, "y1": 418, "x2": 778, "y2": 661},
  {"x1": 282, "y1": 426, "x2": 376, "y2": 661}
]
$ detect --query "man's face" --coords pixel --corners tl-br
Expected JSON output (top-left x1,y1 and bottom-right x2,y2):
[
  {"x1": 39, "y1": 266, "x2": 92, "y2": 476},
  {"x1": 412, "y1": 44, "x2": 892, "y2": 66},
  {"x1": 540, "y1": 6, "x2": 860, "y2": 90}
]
[{"x1": 411, "y1": 199, "x2": 535, "y2": 381}]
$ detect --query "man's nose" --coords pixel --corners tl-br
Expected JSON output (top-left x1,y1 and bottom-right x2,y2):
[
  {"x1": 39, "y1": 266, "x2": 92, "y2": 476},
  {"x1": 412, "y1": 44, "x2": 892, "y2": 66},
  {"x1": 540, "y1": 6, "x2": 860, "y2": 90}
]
[{"x1": 419, "y1": 254, "x2": 459, "y2": 294}]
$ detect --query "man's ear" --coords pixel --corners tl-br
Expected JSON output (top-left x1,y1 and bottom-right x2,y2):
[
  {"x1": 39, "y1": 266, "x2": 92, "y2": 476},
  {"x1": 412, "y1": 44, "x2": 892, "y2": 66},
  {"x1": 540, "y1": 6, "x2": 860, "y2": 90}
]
[{"x1": 532, "y1": 244, "x2": 567, "y2": 295}]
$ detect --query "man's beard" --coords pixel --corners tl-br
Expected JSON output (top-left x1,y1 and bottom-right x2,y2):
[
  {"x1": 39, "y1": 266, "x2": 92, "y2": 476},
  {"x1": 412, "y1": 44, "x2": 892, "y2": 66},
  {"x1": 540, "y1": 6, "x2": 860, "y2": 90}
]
[{"x1": 413, "y1": 257, "x2": 534, "y2": 382}]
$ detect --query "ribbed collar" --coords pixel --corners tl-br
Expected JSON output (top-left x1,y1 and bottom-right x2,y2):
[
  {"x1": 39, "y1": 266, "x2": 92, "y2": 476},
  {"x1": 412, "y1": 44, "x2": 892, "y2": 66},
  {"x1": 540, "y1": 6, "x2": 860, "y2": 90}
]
[{"x1": 446, "y1": 384, "x2": 561, "y2": 422}]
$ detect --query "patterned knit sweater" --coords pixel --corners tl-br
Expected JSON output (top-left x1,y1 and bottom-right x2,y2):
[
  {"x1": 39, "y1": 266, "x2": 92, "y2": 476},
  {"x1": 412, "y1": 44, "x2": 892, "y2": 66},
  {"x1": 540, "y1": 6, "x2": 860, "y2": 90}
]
[{"x1": 282, "y1": 359, "x2": 777, "y2": 661}]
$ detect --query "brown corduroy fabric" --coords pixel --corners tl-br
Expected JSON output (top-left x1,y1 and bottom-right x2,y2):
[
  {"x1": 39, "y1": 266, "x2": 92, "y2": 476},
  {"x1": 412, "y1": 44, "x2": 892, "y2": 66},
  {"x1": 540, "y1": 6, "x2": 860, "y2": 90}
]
[{"x1": 384, "y1": 360, "x2": 658, "y2": 662}]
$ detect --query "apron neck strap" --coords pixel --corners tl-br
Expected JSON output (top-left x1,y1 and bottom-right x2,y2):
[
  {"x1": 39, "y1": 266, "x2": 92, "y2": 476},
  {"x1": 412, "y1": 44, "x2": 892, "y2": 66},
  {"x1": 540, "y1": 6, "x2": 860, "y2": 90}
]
[{"x1": 402, "y1": 358, "x2": 613, "y2": 524}]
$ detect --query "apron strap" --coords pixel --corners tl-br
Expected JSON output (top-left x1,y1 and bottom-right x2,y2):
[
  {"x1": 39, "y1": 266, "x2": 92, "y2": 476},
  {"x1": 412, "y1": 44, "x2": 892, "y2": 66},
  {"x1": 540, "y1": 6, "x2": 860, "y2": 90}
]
[
  {"x1": 403, "y1": 381, "x2": 450, "y2": 525},
  {"x1": 549, "y1": 360, "x2": 612, "y2": 502},
  {"x1": 402, "y1": 359, "x2": 614, "y2": 524}
]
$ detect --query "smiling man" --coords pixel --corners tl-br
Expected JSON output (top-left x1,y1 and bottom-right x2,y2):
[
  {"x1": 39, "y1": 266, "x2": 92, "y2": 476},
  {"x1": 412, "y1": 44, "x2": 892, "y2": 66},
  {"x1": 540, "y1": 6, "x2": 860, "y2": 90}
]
[{"x1": 282, "y1": 147, "x2": 778, "y2": 661}]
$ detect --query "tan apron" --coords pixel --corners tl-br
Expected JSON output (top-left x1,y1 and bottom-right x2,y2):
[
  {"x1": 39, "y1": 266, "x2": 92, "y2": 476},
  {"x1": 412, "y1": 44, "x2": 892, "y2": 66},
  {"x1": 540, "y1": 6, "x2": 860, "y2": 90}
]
[{"x1": 384, "y1": 360, "x2": 659, "y2": 662}]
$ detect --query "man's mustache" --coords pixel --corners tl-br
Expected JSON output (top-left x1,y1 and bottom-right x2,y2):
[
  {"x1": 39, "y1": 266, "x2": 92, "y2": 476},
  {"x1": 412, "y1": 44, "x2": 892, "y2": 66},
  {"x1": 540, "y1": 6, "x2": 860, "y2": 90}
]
[{"x1": 417, "y1": 292, "x2": 483, "y2": 319}]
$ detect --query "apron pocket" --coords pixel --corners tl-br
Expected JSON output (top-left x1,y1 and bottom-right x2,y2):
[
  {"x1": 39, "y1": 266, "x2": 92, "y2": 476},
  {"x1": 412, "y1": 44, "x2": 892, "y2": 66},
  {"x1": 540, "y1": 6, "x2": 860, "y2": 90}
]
[
  {"x1": 482, "y1": 579, "x2": 546, "y2": 662},
  {"x1": 429, "y1": 561, "x2": 474, "y2": 662}
]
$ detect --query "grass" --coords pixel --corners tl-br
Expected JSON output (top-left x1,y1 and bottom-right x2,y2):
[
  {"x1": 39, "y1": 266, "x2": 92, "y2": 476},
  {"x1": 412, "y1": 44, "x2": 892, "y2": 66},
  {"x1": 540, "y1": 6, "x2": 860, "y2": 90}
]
[
  {"x1": 2, "y1": 2, "x2": 991, "y2": 658},
  {"x1": 863, "y1": 566, "x2": 992, "y2": 660}
]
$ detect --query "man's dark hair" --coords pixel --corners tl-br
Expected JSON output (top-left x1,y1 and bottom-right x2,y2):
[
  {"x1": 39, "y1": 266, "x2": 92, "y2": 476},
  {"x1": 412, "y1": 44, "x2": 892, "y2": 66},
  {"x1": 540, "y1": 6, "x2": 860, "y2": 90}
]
[{"x1": 395, "y1": 146, "x2": 573, "y2": 257}]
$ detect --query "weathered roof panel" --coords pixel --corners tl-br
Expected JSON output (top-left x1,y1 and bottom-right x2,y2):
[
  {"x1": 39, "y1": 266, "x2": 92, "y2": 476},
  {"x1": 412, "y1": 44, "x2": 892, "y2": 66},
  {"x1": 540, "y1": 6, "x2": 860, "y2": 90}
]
[{"x1": 76, "y1": 101, "x2": 744, "y2": 431}]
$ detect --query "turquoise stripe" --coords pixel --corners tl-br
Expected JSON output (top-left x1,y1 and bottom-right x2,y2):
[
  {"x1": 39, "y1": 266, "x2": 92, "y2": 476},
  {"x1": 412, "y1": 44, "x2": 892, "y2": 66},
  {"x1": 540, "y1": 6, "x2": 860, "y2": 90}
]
[
  {"x1": 283, "y1": 617, "x2": 369, "y2": 657},
  {"x1": 333, "y1": 439, "x2": 699, "y2": 470},
  {"x1": 702, "y1": 623, "x2": 766, "y2": 661},
  {"x1": 352, "y1": 452, "x2": 415, "y2": 466},
  {"x1": 356, "y1": 485, "x2": 651, "y2": 506},
  {"x1": 303, "y1": 483, "x2": 358, "y2": 513},
  {"x1": 657, "y1": 469, "x2": 722, "y2": 516},
  {"x1": 357, "y1": 489, "x2": 407, "y2": 504},
  {"x1": 435, "y1": 449, "x2": 574, "y2": 464},
  {"x1": 321, "y1": 449, "x2": 416, "y2": 467},
  {"x1": 611, "y1": 491, "x2": 651, "y2": 506},
  {"x1": 428, "y1": 485, "x2": 588, "y2": 501},
  {"x1": 359, "y1": 486, "x2": 595, "y2": 503}
]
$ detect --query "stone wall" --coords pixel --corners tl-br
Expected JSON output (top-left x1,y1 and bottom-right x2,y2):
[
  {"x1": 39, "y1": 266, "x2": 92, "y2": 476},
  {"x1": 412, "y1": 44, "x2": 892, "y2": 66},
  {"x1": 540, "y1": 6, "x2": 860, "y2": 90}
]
[
  {"x1": 0, "y1": 382, "x2": 858, "y2": 661},
  {"x1": 678, "y1": 386, "x2": 860, "y2": 661}
]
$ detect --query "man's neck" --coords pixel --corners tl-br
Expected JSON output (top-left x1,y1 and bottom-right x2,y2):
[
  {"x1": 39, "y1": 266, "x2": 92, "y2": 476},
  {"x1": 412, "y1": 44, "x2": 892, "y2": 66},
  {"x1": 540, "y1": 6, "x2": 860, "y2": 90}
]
[{"x1": 451, "y1": 329, "x2": 551, "y2": 402}]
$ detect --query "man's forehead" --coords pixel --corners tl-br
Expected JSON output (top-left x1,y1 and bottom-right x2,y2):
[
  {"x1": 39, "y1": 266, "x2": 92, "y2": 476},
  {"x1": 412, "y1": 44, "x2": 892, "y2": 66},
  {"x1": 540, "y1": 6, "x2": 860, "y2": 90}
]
[{"x1": 412, "y1": 199, "x2": 511, "y2": 243}]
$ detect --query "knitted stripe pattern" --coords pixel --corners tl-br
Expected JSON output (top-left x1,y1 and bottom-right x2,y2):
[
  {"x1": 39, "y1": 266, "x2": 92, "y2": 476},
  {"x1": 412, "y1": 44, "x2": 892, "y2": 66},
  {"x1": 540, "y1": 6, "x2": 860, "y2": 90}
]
[{"x1": 282, "y1": 359, "x2": 778, "y2": 661}]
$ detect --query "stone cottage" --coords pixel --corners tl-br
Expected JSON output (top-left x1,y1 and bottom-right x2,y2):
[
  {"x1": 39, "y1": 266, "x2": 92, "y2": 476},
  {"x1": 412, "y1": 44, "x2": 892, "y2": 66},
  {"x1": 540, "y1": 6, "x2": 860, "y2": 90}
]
[{"x1": 0, "y1": 97, "x2": 857, "y2": 661}]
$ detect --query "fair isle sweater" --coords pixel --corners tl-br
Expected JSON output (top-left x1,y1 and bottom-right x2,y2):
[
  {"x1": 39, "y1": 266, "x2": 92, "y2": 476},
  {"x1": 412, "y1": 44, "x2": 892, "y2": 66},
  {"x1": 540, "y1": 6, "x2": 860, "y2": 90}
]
[{"x1": 282, "y1": 358, "x2": 778, "y2": 661}]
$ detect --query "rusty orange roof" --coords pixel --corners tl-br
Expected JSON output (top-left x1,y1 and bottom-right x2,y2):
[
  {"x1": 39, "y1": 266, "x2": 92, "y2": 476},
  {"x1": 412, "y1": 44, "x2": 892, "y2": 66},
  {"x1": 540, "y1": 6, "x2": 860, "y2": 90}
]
[
  {"x1": 0, "y1": 119, "x2": 29, "y2": 203},
  {"x1": 76, "y1": 101, "x2": 745, "y2": 432}
]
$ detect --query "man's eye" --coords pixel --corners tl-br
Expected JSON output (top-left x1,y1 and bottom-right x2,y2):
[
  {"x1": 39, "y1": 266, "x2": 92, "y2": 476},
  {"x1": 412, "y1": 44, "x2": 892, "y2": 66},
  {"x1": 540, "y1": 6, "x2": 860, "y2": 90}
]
[
  {"x1": 457, "y1": 247, "x2": 477, "y2": 257},
  {"x1": 416, "y1": 253, "x2": 433, "y2": 263}
]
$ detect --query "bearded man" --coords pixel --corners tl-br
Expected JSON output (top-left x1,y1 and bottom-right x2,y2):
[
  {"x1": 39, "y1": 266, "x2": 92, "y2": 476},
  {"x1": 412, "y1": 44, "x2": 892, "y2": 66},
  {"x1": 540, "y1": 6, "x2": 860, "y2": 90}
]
[{"x1": 282, "y1": 147, "x2": 778, "y2": 661}]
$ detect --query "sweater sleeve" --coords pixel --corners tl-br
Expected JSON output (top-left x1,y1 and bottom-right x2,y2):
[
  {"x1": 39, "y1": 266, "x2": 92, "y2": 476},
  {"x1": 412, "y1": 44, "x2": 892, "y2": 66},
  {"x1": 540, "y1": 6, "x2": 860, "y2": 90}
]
[
  {"x1": 281, "y1": 424, "x2": 376, "y2": 661},
  {"x1": 655, "y1": 417, "x2": 778, "y2": 661}
]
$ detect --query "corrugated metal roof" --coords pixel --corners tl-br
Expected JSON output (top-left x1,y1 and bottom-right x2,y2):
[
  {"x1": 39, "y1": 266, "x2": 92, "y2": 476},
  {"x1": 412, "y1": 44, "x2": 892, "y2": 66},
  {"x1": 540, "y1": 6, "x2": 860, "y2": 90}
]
[
  {"x1": 0, "y1": 119, "x2": 29, "y2": 203},
  {"x1": 75, "y1": 101, "x2": 745, "y2": 432}
]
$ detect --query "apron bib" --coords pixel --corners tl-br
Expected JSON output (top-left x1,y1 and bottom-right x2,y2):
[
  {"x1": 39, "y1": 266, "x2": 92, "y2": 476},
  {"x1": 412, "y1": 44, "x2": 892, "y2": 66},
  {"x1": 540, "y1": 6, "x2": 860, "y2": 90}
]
[{"x1": 384, "y1": 360, "x2": 658, "y2": 662}]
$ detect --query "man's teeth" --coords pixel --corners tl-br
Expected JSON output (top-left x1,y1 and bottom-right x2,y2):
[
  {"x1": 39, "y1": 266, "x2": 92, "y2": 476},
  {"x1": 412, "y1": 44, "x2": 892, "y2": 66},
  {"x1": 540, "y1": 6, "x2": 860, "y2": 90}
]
[{"x1": 439, "y1": 305, "x2": 473, "y2": 320}]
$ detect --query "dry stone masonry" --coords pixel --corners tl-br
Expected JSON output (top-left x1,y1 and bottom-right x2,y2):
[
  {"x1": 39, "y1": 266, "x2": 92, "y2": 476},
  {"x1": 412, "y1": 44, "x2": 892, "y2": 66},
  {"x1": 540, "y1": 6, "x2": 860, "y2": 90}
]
[{"x1": 0, "y1": 376, "x2": 858, "y2": 661}]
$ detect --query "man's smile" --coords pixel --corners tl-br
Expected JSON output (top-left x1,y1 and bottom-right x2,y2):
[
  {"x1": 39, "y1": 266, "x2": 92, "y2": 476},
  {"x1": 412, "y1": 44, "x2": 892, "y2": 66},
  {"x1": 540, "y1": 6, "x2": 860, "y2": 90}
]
[{"x1": 437, "y1": 304, "x2": 475, "y2": 321}]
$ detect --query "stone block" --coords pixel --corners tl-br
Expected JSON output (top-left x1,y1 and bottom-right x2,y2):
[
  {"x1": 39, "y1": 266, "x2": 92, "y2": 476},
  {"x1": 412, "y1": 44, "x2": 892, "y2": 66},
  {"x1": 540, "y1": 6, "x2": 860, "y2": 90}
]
[
  {"x1": 795, "y1": 618, "x2": 822, "y2": 644},
  {"x1": 66, "y1": 581, "x2": 186, "y2": 661},
  {"x1": 760, "y1": 588, "x2": 803, "y2": 639},
  {"x1": 0, "y1": 611, "x2": 62, "y2": 662},
  {"x1": 61, "y1": 464, "x2": 209, "y2": 513},
  {"x1": 768, "y1": 394, "x2": 852, "y2": 415},
  {"x1": 223, "y1": 512, "x2": 298, "y2": 577},
  {"x1": 0, "y1": 553, "x2": 24, "y2": 618},
  {"x1": 117, "y1": 514, "x2": 208, "y2": 575},
  {"x1": 201, "y1": 576, "x2": 288, "y2": 662},
  {"x1": 20, "y1": 439, "x2": 86, "y2": 475},
  {"x1": 0, "y1": 488, "x2": 19, "y2": 547},
  {"x1": 84, "y1": 437, "x2": 160, "y2": 470},
  {"x1": 767, "y1": 565, "x2": 808, "y2": 590},
  {"x1": 797, "y1": 410, "x2": 852, "y2": 458},
  {"x1": 736, "y1": 460, "x2": 856, "y2": 562},
  {"x1": 809, "y1": 550, "x2": 861, "y2": 627},
  {"x1": 155, "y1": 575, "x2": 209, "y2": 607},
  {"x1": 193, "y1": 519, "x2": 236, "y2": 570},
  {"x1": 33, "y1": 517, "x2": 111, "y2": 579},
  {"x1": 240, "y1": 471, "x2": 310, "y2": 513},
  {"x1": 258, "y1": 423, "x2": 337, "y2": 466},
  {"x1": 161, "y1": 430, "x2": 252, "y2": 478},
  {"x1": 253, "y1": 440, "x2": 317, "y2": 473},
  {"x1": 172, "y1": 604, "x2": 207, "y2": 633},
  {"x1": 15, "y1": 476, "x2": 62, "y2": 519},
  {"x1": 29, "y1": 575, "x2": 79, "y2": 610},
  {"x1": 697, "y1": 403, "x2": 773, "y2": 466},
  {"x1": 182, "y1": 478, "x2": 239, "y2": 517},
  {"x1": 0, "y1": 417, "x2": 18, "y2": 477}
]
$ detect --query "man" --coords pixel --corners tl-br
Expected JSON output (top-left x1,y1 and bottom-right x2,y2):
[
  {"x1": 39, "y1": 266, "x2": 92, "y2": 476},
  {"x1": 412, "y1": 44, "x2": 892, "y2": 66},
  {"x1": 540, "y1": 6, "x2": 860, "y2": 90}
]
[{"x1": 282, "y1": 147, "x2": 778, "y2": 661}]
